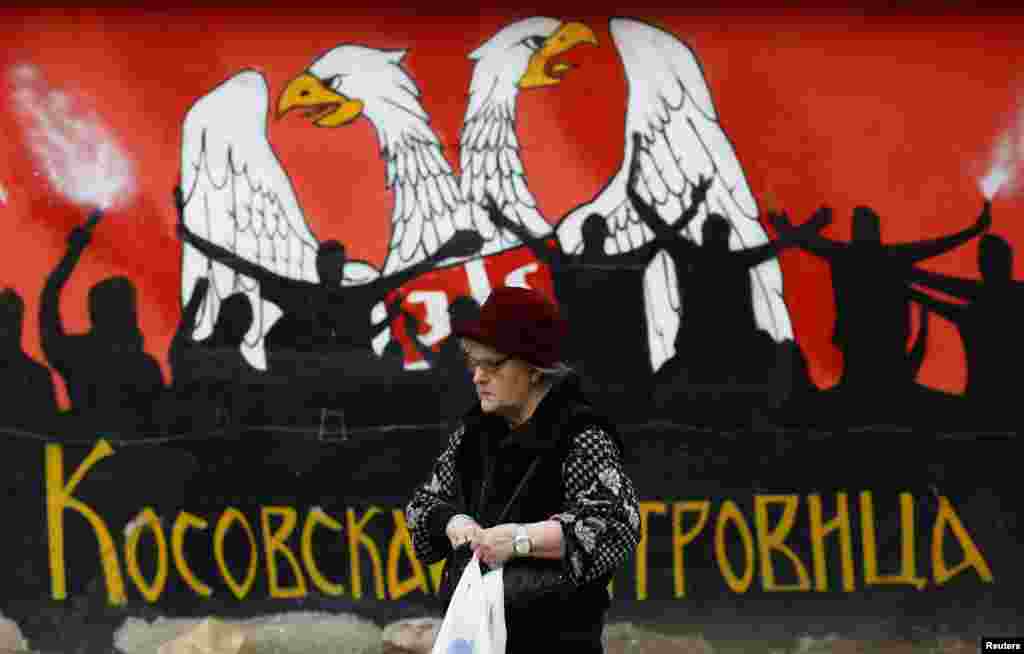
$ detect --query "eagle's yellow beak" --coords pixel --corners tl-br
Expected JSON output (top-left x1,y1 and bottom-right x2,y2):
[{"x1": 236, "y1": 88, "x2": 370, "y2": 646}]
[
  {"x1": 277, "y1": 73, "x2": 364, "y2": 127},
  {"x1": 518, "y1": 22, "x2": 598, "y2": 90}
]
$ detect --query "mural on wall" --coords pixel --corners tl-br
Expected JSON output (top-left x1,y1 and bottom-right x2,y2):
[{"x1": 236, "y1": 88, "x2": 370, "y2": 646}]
[
  {"x1": 40, "y1": 437, "x2": 1001, "y2": 606},
  {"x1": 167, "y1": 16, "x2": 806, "y2": 433},
  {"x1": 0, "y1": 7, "x2": 1021, "y2": 631},
  {"x1": 2, "y1": 12, "x2": 1020, "y2": 439}
]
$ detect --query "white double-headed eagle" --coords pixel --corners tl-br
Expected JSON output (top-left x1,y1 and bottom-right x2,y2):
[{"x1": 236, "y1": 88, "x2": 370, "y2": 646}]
[{"x1": 178, "y1": 17, "x2": 793, "y2": 372}]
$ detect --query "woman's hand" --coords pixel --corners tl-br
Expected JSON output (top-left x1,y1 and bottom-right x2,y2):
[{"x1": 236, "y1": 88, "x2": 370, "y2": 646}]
[
  {"x1": 446, "y1": 515, "x2": 482, "y2": 549},
  {"x1": 470, "y1": 523, "x2": 518, "y2": 568}
]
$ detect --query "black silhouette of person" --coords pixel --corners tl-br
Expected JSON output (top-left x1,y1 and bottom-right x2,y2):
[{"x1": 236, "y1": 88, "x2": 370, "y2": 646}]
[
  {"x1": 0, "y1": 288, "x2": 57, "y2": 431},
  {"x1": 402, "y1": 295, "x2": 481, "y2": 427},
  {"x1": 40, "y1": 210, "x2": 166, "y2": 437},
  {"x1": 625, "y1": 137, "x2": 831, "y2": 416},
  {"x1": 481, "y1": 176, "x2": 712, "y2": 413},
  {"x1": 167, "y1": 277, "x2": 262, "y2": 433},
  {"x1": 174, "y1": 187, "x2": 484, "y2": 364},
  {"x1": 772, "y1": 201, "x2": 990, "y2": 391},
  {"x1": 907, "y1": 231, "x2": 1021, "y2": 415}
]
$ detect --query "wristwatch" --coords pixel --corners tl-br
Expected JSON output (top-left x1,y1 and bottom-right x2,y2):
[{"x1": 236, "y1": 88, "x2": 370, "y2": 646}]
[{"x1": 513, "y1": 525, "x2": 532, "y2": 557}]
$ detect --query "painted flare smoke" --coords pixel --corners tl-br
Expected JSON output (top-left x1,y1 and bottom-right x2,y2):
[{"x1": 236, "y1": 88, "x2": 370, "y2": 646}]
[
  {"x1": 980, "y1": 132, "x2": 1015, "y2": 201},
  {"x1": 10, "y1": 64, "x2": 135, "y2": 211},
  {"x1": 979, "y1": 102, "x2": 1024, "y2": 201}
]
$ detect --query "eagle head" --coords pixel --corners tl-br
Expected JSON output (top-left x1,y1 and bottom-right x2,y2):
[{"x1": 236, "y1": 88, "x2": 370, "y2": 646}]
[
  {"x1": 469, "y1": 17, "x2": 598, "y2": 93},
  {"x1": 277, "y1": 46, "x2": 426, "y2": 131}
]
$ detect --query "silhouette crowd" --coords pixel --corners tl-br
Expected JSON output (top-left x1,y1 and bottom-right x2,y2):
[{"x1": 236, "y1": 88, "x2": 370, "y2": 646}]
[{"x1": 1, "y1": 136, "x2": 1017, "y2": 441}]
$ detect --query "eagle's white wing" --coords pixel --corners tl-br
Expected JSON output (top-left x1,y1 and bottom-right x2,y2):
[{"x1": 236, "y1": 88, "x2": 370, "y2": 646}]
[
  {"x1": 366, "y1": 54, "x2": 503, "y2": 279},
  {"x1": 459, "y1": 101, "x2": 553, "y2": 253},
  {"x1": 380, "y1": 133, "x2": 471, "y2": 276},
  {"x1": 558, "y1": 17, "x2": 793, "y2": 372},
  {"x1": 180, "y1": 69, "x2": 320, "y2": 371}
]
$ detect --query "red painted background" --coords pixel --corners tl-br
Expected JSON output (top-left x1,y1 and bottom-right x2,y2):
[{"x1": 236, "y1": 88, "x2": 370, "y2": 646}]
[{"x1": 2, "y1": 6, "x2": 1023, "y2": 406}]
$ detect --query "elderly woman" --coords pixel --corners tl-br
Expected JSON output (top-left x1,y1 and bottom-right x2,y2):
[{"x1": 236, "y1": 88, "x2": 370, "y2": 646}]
[{"x1": 405, "y1": 286, "x2": 640, "y2": 653}]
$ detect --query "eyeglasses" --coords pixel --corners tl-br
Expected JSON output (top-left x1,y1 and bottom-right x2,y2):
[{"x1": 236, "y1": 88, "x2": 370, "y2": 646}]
[{"x1": 462, "y1": 353, "x2": 511, "y2": 375}]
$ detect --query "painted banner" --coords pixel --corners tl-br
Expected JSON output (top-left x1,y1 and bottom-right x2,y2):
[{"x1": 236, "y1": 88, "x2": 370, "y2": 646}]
[{"x1": 0, "y1": 4, "x2": 1021, "y2": 642}]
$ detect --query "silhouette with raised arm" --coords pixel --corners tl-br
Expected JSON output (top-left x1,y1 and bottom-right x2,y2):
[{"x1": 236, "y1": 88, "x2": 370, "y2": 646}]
[
  {"x1": 39, "y1": 210, "x2": 165, "y2": 437},
  {"x1": 168, "y1": 277, "x2": 262, "y2": 433},
  {"x1": 772, "y1": 201, "x2": 990, "y2": 391},
  {"x1": 1, "y1": 288, "x2": 57, "y2": 432},
  {"x1": 485, "y1": 181, "x2": 711, "y2": 275},
  {"x1": 907, "y1": 231, "x2": 1021, "y2": 415},
  {"x1": 625, "y1": 134, "x2": 830, "y2": 420},
  {"x1": 482, "y1": 170, "x2": 713, "y2": 414},
  {"x1": 403, "y1": 295, "x2": 482, "y2": 426},
  {"x1": 627, "y1": 139, "x2": 828, "y2": 350},
  {"x1": 174, "y1": 186, "x2": 484, "y2": 362}
]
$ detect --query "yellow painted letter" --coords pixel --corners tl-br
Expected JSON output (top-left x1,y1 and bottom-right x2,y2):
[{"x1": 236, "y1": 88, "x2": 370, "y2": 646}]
[
  {"x1": 754, "y1": 495, "x2": 811, "y2": 591},
  {"x1": 672, "y1": 501, "x2": 710, "y2": 598},
  {"x1": 301, "y1": 508, "x2": 344, "y2": 596},
  {"x1": 261, "y1": 506, "x2": 308, "y2": 599},
  {"x1": 860, "y1": 492, "x2": 926, "y2": 590},
  {"x1": 214, "y1": 508, "x2": 258, "y2": 599},
  {"x1": 347, "y1": 507, "x2": 386, "y2": 600},
  {"x1": 171, "y1": 512, "x2": 212, "y2": 597},
  {"x1": 124, "y1": 508, "x2": 168, "y2": 602},
  {"x1": 808, "y1": 493, "x2": 855, "y2": 592},
  {"x1": 45, "y1": 440, "x2": 125, "y2": 604},
  {"x1": 932, "y1": 495, "x2": 994, "y2": 585},
  {"x1": 387, "y1": 510, "x2": 431, "y2": 600},
  {"x1": 714, "y1": 501, "x2": 755, "y2": 593},
  {"x1": 636, "y1": 501, "x2": 666, "y2": 600}
]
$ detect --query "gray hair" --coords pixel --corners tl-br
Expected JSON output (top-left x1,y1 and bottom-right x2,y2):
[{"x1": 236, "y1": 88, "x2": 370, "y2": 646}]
[{"x1": 532, "y1": 361, "x2": 575, "y2": 387}]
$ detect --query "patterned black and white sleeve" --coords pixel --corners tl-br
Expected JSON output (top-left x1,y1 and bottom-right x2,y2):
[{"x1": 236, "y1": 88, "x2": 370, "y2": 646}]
[
  {"x1": 405, "y1": 424, "x2": 467, "y2": 565},
  {"x1": 551, "y1": 425, "x2": 641, "y2": 587}
]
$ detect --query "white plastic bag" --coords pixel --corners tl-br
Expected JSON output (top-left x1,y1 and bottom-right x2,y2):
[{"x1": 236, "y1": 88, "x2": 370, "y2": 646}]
[{"x1": 430, "y1": 552, "x2": 506, "y2": 654}]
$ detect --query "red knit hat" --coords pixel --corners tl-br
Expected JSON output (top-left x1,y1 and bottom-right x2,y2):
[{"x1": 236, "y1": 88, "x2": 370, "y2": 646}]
[{"x1": 452, "y1": 286, "x2": 568, "y2": 368}]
